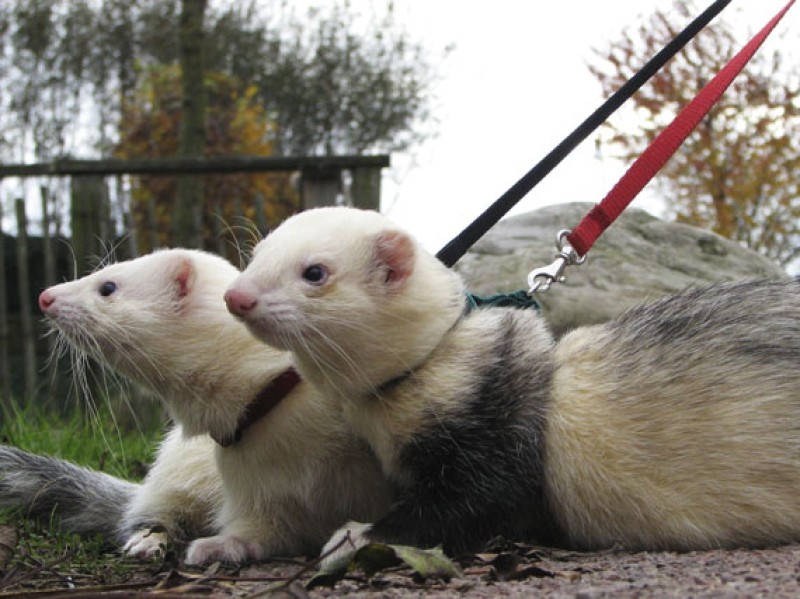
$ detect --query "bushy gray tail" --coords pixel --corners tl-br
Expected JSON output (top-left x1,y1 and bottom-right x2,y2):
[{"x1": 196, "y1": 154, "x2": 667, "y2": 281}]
[{"x1": 0, "y1": 445, "x2": 138, "y2": 541}]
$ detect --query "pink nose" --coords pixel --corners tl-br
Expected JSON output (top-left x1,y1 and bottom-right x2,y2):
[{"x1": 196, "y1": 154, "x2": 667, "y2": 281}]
[
  {"x1": 39, "y1": 289, "x2": 56, "y2": 313},
  {"x1": 224, "y1": 288, "x2": 258, "y2": 317}
]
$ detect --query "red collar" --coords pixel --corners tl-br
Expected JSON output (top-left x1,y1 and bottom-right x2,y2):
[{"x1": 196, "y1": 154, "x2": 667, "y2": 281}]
[{"x1": 212, "y1": 367, "x2": 301, "y2": 447}]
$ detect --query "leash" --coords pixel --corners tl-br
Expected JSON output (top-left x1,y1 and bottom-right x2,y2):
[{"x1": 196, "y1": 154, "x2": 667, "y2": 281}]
[
  {"x1": 528, "y1": 0, "x2": 796, "y2": 294},
  {"x1": 435, "y1": 0, "x2": 733, "y2": 269}
]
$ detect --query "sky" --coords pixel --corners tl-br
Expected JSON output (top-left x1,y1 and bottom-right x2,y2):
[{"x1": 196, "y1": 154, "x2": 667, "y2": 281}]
[
  {"x1": 359, "y1": 0, "x2": 799, "y2": 253},
  {"x1": 3, "y1": 0, "x2": 795, "y2": 249}
]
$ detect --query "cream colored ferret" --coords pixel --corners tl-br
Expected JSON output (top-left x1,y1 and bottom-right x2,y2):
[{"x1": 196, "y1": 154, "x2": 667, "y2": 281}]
[
  {"x1": 1, "y1": 248, "x2": 390, "y2": 565},
  {"x1": 226, "y1": 206, "x2": 800, "y2": 564}
]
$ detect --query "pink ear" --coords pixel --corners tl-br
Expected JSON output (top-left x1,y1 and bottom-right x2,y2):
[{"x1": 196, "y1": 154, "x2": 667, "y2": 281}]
[
  {"x1": 174, "y1": 258, "x2": 195, "y2": 299},
  {"x1": 373, "y1": 230, "x2": 415, "y2": 288}
]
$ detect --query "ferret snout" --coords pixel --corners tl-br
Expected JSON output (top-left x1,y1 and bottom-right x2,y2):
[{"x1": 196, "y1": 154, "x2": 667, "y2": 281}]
[
  {"x1": 224, "y1": 287, "x2": 258, "y2": 317},
  {"x1": 39, "y1": 289, "x2": 56, "y2": 313}
]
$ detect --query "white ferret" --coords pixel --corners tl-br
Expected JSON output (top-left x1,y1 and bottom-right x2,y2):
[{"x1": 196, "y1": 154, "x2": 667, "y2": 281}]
[
  {"x1": 0, "y1": 248, "x2": 390, "y2": 564},
  {"x1": 226, "y1": 206, "x2": 800, "y2": 563}
]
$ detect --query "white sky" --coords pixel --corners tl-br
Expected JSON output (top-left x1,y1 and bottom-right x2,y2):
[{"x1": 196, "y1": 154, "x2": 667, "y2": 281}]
[
  {"x1": 3, "y1": 0, "x2": 795, "y2": 248},
  {"x1": 366, "y1": 0, "x2": 799, "y2": 253}
]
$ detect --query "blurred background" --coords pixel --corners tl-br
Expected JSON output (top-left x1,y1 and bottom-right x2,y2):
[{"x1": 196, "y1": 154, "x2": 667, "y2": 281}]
[{"x1": 0, "y1": 0, "x2": 797, "y2": 422}]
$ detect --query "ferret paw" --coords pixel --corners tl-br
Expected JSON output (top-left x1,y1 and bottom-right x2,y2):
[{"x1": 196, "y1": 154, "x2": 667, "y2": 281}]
[
  {"x1": 319, "y1": 521, "x2": 372, "y2": 572},
  {"x1": 123, "y1": 529, "x2": 169, "y2": 560},
  {"x1": 185, "y1": 534, "x2": 265, "y2": 566}
]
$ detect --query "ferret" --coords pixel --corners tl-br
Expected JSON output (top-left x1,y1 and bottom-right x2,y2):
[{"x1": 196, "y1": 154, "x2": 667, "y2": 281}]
[
  {"x1": 1, "y1": 248, "x2": 391, "y2": 565},
  {"x1": 225, "y1": 206, "x2": 800, "y2": 564}
]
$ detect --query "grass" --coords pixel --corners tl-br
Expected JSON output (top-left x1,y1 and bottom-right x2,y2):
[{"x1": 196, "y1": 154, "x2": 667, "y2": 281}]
[
  {"x1": 0, "y1": 398, "x2": 167, "y2": 594},
  {"x1": 1, "y1": 396, "x2": 161, "y2": 480},
  {"x1": 0, "y1": 509, "x2": 153, "y2": 594}
]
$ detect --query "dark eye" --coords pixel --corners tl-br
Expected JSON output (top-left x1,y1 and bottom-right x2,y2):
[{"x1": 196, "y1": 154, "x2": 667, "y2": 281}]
[
  {"x1": 99, "y1": 281, "x2": 117, "y2": 297},
  {"x1": 302, "y1": 264, "x2": 328, "y2": 285}
]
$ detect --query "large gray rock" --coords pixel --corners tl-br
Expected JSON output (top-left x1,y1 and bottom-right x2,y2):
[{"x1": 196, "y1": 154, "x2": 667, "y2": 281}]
[{"x1": 455, "y1": 202, "x2": 786, "y2": 336}]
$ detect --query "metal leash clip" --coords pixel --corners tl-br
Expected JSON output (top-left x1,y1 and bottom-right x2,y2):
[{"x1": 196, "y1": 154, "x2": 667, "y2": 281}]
[{"x1": 527, "y1": 229, "x2": 587, "y2": 295}]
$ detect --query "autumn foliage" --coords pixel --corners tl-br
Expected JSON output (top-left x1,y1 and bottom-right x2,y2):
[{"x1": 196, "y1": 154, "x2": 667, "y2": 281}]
[
  {"x1": 115, "y1": 65, "x2": 298, "y2": 253},
  {"x1": 590, "y1": 1, "x2": 800, "y2": 265}
]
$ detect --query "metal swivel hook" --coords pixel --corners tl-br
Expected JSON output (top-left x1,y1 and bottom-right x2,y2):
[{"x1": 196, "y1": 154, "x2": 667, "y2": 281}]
[{"x1": 527, "y1": 229, "x2": 587, "y2": 295}]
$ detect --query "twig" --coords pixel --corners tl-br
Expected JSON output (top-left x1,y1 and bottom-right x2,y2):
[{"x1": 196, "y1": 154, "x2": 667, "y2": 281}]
[
  {"x1": 0, "y1": 580, "x2": 156, "y2": 598},
  {"x1": 0, "y1": 549, "x2": 77, "y2": 591},
  {"x1": 245, "y1": 532, "x2": 352, "y2": 598}
]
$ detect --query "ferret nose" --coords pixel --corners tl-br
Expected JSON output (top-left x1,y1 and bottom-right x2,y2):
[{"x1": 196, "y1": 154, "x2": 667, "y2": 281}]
[
  {"x1": 39, "y1": 289, "x2": 56, "y2": 313},
  {"x1": 224, "y1": 288, "x2": 258, "y2": 317}
]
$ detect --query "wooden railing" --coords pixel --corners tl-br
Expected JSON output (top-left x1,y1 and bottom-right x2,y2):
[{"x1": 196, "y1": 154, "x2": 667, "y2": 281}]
[{"x1": 0, "y1": 154, "x2": 390, "y2": 407}]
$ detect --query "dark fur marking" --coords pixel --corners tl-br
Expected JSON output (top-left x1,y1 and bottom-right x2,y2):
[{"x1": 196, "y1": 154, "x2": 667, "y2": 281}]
[
  {"x1": 608, "y1": 280, "x2": 800, "y2": 366},
  {"x1": 367, "y1": 311, "x2": 560, "y2": 555}
]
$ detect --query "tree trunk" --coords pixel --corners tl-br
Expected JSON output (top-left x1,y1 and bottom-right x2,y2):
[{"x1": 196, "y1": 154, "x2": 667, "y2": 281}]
[{"x1": 174, "y1": 0, "x2": 207, "y2": 248}]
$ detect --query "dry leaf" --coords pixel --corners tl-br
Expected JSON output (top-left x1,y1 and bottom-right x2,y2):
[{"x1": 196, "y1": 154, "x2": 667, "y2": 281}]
[{"x1": 0, "y1": 524, "x2": 19, "y2": 570}]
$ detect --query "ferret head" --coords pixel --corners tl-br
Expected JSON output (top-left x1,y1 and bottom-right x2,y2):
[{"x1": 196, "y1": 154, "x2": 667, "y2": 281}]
[
  {"x1": 39, "y1": 249, "x2": 289, "y2": 437},
  {"x1": 226, "y1": 207, "x2": 466, "y2": 397}
]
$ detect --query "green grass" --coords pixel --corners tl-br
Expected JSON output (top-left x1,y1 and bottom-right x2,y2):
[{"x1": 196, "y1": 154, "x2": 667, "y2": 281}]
[
  {"x1": 0, "y1": 508, "x2": 148, "y2": 592},
  {"x1": 0, "y1": 400, "x2": 168, "y2": 593},
  {"x1": 1, "y1": 398, "x2": 162, "y2": 480}
]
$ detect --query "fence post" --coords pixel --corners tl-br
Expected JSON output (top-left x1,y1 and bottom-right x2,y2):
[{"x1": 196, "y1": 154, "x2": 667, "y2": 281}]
[
  {"x1": 71, "y1": 176, "x2": 109, "y2": 276},
  {"x1": 41, "y1": 187, "x2": 56, "y2": 287},
  {"x1": 301, "y1": 168, "x2": 341, "y2": 210},
  {"x1": 41, "y1": 186, "x2": 58, "y2": 401},
  {"x1": 212, "y1": 201, "x2": 228, "y2": 260},
  {"x1": 350, "y1": 167, "x2": 382, "y2": 211},
  {"x1": 254, "y1": 192, "x2": 268, "y2": 237},
  {"x1": 15, "y1": 198, "x2": 36, "y2": 400},
  {"x1": 0, "y1": 199, "x2": 12, "y2": 408}
]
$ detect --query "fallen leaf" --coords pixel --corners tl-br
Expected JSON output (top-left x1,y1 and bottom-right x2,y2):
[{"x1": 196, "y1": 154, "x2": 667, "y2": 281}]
[
  {"x1": 307, "y1": 542, "x2": 461, "y2": 589},
  {"x1": 351, "y1": 543, "x2": 401, "y2": 577},
  {"x1": 489, "y1": 552, "x2": 521, "y2": 581},
  {"x1": 0, "y1": 525, "x2": 18, "y2": 570},
  {"x1": 391, "y1": 545, "x2": 461, "y2": 582}
]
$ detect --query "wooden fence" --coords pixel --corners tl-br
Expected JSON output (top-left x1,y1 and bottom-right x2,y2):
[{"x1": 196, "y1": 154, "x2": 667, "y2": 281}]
[{"x1": 0, "y1": 155, "x2": 389, "y2": 412}]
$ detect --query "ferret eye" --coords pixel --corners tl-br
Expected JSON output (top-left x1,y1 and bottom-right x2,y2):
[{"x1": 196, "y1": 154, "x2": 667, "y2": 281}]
[
  {"x1": 99, "y1": 281, "x2": 117, "y2": 297},
  {"x1": 302, "y1": 264, "x2": 328, "y2": 285}
]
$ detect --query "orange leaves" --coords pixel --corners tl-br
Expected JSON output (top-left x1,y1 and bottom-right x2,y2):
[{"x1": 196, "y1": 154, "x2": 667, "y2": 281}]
[
  {"x1": 115, "y1": 65, "x2": 298, "y2": 253},
  {"x1": 590, "y1": 0, "x2": 800, "y2": 265}
]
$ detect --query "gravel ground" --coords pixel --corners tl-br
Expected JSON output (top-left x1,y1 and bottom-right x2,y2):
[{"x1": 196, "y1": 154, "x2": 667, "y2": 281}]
[
  {"x1": 4, "y1": 531, "x2": 800, "y2": 597},
  {"x1": 306, "y1": 544, "x2": 800, "y2": 598}
]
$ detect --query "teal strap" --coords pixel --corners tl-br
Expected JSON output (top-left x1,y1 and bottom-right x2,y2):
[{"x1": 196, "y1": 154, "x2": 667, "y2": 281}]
[{"x1": 465, "y1": 290, "x2": 539, "y2": 313}]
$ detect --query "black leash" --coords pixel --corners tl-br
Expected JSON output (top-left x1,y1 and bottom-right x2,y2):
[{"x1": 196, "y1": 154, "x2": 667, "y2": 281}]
[{"x1": 435, "y1": 0, "x2": 733, "y2": 268}]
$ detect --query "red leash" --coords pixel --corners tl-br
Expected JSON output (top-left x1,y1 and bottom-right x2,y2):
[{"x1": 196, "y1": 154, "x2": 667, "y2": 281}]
[{"x1": 529, "y1": 0, "x2": 796, "y2": 293}]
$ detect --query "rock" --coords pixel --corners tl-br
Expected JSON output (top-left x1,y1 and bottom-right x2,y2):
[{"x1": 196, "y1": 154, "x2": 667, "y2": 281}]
[{"x1": 455, "y1": 202, "x2": 786, "y2": 336}]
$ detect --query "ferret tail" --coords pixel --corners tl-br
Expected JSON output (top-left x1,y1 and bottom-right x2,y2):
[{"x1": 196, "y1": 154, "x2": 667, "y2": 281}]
[{"x1": 0, "y1": 445, "x2": 138, "y2": 541}]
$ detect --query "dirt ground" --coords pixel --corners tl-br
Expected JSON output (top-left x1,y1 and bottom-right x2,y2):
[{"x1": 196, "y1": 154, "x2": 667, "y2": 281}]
[
  {"x1": 307, "y1": 543, "x2": 800, "y2": 599},
  {"x1": 4, "y1": 539, "x2": 800, "y2": 597}
]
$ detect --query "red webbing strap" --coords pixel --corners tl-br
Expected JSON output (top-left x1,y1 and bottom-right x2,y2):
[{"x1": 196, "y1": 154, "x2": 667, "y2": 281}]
[{"x1": 567, "y1": 0, "x2": 796, "y2": 258}]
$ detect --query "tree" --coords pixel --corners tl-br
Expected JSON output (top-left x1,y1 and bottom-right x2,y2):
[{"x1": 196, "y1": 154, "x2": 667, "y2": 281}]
[
  {"x1": 174, "y1": 0, "x2": 207, "y2": 246},
  {"x1": 2, "y1": 0, "x2": 92, "y2": 161},
  {"x1": 115, "y1": 65, "x2": 297, "y2": 252},
  {"x1": 251, "y1": 2, "x2": 441, "y2": 156},
  {"x1": 590, "y1": 0, "x2": 800, "y2": 266},
  {"x1": 0, "y1": 0, "x2": 442, "y2": 162}
]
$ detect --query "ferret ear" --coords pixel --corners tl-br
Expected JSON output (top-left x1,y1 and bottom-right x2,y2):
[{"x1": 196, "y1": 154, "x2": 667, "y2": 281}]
[
  {"x1": 171, "y1": 257, "x2": 196, "y2": 300},
  {"x1": 373, "y1": 230, "x2": 415, "y2": 289}
]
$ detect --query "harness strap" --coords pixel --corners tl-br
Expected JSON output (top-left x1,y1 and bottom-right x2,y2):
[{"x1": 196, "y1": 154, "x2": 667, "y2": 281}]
[{"x1": 567, "y1": 0, "x2": 796, "y2": 257}]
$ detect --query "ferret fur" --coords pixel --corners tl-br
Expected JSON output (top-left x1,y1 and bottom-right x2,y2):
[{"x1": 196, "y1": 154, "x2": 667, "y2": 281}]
[
  {"x1": 0, "y1": 445, "x2": 139, "y2": 535},
  {"x1": 6, "y1": 248, "x2": 390, "y2": 564},
  {"x1": 227, "y1": 206, "x2": 800, "y2": 562}
]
